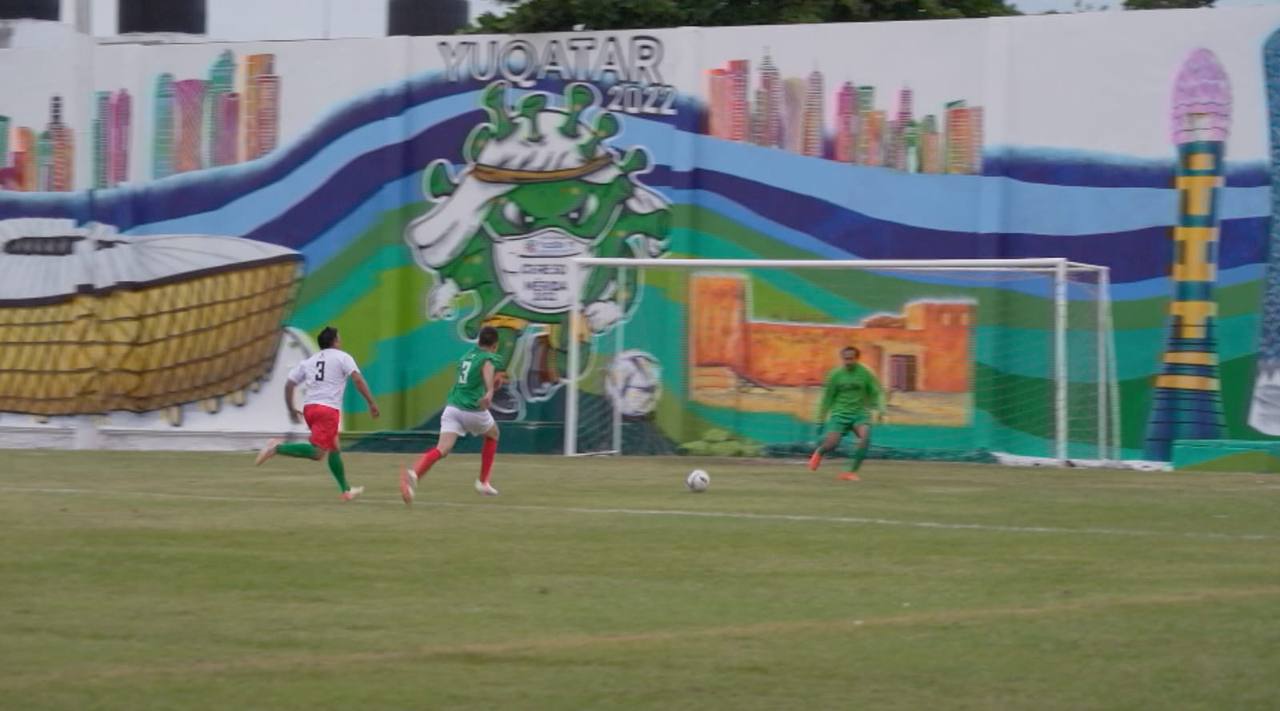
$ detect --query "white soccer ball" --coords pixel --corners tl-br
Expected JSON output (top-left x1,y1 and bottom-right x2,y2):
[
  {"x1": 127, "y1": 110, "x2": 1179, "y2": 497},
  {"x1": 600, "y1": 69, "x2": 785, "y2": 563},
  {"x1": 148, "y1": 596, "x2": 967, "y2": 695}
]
[
  {"x1": 605, "y1": 350, "x2": 662, "y2": 417},
  {"x1": 686, "y1": 469, "x2": 710, "y2": 492}
]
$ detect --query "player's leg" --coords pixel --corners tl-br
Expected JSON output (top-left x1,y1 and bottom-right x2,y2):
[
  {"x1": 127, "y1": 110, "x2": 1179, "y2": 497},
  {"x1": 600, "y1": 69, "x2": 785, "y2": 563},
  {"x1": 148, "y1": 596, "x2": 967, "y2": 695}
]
[
  {"x1": 402, "y1": 407, "x2": 462, "y2": 504},
  {"x1": 328, "y1": 441, "x2": 363, "y2": 502},
  {"x1": 301, "y1": 406, "x2": 359, "y2": 499},
  {"x1": 269, "y1": 405, "x2": 334, "y2": 463},
  {"x1": 475, "y1": 417, "x2": 500, "y2": 496},
  {"x1": 415, "y1": 431, "x2": 458, "y2": 473},
  {"x1": 841, "y1": 421, "x2": 872, "y2": 481},
  {"x1": 808, "y1": 419, "x2": 845, "y2": 471},
  {"x1": 271, "y1": 441, "x2": 323, "y2": 460}
]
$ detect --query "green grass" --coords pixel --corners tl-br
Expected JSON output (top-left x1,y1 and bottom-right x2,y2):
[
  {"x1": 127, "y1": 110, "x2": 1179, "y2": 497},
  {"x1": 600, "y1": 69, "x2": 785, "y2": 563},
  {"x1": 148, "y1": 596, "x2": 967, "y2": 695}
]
[{"x1": 2, "y1": 451, "x2": 1278, "y2": 710}]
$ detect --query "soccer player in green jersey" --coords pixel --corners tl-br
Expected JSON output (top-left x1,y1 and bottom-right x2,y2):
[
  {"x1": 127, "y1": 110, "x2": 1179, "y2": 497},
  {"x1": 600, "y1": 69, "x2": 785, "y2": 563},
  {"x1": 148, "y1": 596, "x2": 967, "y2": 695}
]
[
  {"x1": 808, "y1": 345, "x2": 885, "y2": 481},
  {"x1": 401, "y1": 326, "x2": 505, "y2": 503}
]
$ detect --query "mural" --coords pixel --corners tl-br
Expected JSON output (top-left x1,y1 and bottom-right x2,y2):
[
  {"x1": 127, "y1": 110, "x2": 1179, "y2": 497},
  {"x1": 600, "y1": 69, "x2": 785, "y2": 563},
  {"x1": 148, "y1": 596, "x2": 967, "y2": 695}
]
[
  {"x1": 0, "y1": 96, "x2": 74, "y2": 192},
  {"x1": 705, "y1": 51, "x2": 982, "y2": 172},
  {"x1": 0, "y1": 219, "x2": 301, "y2": 424},
  {"x1": 689, "y1": 274, "x2": 972, "y2": 427},
  {"x1": 0, "y1": 10, "x2": 1279, "y2": 461},
  {"x1": 404, "y1": 81, "x2": 671, "y2": 418},
  {"x1": 1251, "y1": 29, "x2": 1280, "y2": 437}
]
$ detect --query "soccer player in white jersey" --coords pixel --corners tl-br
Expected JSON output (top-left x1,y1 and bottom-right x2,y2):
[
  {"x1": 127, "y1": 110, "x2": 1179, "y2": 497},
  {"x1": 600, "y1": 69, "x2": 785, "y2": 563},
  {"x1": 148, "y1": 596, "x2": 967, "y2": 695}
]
[{"x1": 255, "y1": 326, "x2": 380, "y2": 501}]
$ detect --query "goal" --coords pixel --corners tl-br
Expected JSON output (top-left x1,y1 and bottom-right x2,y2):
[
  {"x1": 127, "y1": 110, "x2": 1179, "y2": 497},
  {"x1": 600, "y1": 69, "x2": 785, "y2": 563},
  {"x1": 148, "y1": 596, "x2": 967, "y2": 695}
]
[{"x1": 563, "y1": 258, "x2": 1119, "y2": 466}]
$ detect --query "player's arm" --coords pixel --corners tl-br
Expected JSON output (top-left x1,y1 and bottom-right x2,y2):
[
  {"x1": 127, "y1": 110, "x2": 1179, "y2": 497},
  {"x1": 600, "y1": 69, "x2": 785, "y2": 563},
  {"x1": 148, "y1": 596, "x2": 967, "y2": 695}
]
[
  {"x1": 284, "y1": 364, "x2": 305, "y2": 423},
  {"x1": 350, "y1": 370, "x2": 380, "y2": 419},
  {"x1": 477, "y1": 360, "x2": 496, "y2": 411},
  {"x1": 816, "y1": 371, "x2": 836, "y2": 423}
]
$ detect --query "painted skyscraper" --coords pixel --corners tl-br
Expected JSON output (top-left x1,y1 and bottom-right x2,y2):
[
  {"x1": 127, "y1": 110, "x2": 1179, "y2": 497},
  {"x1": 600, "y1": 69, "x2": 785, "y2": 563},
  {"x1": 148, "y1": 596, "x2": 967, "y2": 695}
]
[
  {"x1": 214, "y1": 92, "x2": 240, "y2": 166},
  {"x1": 93, "y1": 92, "x2": 110, "y2": 188},
  {"x1": 0, "y1": 116, "x2": 8, "y2": 170},
  {"x1": 46, "y1": 96, "x2": 73, "y2": 191},
  {"x1": 153, "y1": 73, "x2": 175, "y2": 179},
  {"x1": 834, "y1": 82, "x2": 858, "y2": 163},
  {"x1": 893, "y1": 87, "x2": 914, "y2": 171},
  {"x1": 1144, "y1": 48, "x2": 1232, "y2": 459},
  {"x1": 801, "y1": 70, "x2": 824, "y2": 158},
  {"x1": 206, "y1": 51, "x2": 236, "y2": 167},
  {"x1": 110, "y1": 91, "x2": 131, "y2": 186},
  {"x1": 256, "y1": 74, "x2": 280, "y2": 155},
  {"x1": 782, "y1": 77, "x2": 806, "y2": 154},
  {"x1": 244, "y1": 54, "x2": 281, "y2": 160},
  {"x1": 727, "y1": 60, "x2": 749, "y2": 142},
  {"x1": 759, "y1": 50, "x2": 782, "y2": 148},
  {"x1": 15, "y1": 128, "x2": 37, "y2": 191},
  {"x1": 173, "y1": 79, "x2": 207, "y2": 173},
  {"x1": 93, "y1": 90, "x2": 132, "y2": 188}
]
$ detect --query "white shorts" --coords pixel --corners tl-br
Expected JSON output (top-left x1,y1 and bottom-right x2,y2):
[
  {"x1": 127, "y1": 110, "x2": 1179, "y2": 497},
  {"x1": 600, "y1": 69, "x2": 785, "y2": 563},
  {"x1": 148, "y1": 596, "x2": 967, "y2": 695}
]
[{"x1": 440, "y1": 405, "x2": 496, "y2": 437}]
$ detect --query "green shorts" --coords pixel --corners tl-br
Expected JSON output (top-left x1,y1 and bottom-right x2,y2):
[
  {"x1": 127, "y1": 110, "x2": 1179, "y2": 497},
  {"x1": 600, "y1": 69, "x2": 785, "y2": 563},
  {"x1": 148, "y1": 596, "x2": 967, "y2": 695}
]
[{"x1": 822, "y1": 411, "x2": 871, "y2": 436}]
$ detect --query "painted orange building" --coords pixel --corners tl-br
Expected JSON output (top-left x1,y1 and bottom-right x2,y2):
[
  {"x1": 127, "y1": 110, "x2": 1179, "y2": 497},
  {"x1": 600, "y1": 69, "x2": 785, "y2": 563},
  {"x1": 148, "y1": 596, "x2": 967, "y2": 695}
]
[{"x1": 690, "y1": 274, "x2": 972, "y2": 393}]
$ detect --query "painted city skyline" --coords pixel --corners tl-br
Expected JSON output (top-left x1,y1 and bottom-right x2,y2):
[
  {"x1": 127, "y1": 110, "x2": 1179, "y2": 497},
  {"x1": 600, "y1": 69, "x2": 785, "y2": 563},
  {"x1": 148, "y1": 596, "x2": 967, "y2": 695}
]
[
  {"x1": 0, "y1": 96, "x2": 75, "y2": 192},
  {"x1": 153, "y1": 50, "x2": 281, "y2": 180},
  {"x1": 707, "y1": 50, "x2": 984, "y2": 174}
]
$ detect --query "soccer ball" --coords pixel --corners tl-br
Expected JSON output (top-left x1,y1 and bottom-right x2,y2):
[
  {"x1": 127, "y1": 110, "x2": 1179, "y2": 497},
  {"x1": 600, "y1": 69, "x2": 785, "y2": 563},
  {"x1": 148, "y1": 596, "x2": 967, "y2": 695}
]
[
  {"x1": 686, "y1": 469, "x2": 710, "y2": 492},
  {"x1": 605, "y1": 350, "x2": 662, "y2": 417}
]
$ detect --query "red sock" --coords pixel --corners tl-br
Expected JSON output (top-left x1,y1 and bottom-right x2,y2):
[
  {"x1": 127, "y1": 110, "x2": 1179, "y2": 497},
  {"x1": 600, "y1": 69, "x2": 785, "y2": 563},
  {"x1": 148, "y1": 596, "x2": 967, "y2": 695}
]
[
  {"x1": 480, "y1": 438, "x2": 498, "y2": 484},
  {"x1": 413, "y1": 448, "x2": 442, "y2": 477}
]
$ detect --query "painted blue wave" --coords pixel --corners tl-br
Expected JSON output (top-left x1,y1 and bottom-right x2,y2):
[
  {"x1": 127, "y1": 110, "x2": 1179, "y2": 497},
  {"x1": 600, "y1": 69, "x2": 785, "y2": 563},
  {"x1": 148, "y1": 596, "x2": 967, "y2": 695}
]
[
  {"x1": 0, "y1": 78, "x2": 1268, "y2": 290},
  {"x1": 985, "y1": 147, "x2": 1270, "y2": 189}
]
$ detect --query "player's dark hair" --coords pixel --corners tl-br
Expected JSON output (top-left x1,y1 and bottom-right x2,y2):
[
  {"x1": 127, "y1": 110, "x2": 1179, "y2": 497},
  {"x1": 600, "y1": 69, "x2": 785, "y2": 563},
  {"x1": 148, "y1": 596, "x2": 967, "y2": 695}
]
[
  {"x1": 318, "y1": 326, "x2": 338, "y2": 350},
  {"x1": 842, "y1": 346, "x2": 860, "y2": 357},
  {"x1": 477, "y1": 326, "x2": 499, "y2": 347}
]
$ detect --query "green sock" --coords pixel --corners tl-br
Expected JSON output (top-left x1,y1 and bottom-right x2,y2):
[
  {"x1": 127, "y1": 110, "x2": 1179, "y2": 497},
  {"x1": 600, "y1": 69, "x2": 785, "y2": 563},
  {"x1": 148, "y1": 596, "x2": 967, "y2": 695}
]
[
  {"x1": 327, "y1": 451, "x2": 350, "y2": 492},
  {"x1": 849, "y1": 443, "x2": 869, "y2": 472},
  {"x1": 276, "y1": 442, "x2": 320, "y2": 459}
]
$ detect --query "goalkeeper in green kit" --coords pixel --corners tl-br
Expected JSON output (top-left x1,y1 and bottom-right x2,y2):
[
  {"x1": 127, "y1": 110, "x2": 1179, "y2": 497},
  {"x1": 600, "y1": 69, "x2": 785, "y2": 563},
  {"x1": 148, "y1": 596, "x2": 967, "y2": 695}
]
[{"x1": 808, "y1": 346, "x2": 886, "y2": 481}]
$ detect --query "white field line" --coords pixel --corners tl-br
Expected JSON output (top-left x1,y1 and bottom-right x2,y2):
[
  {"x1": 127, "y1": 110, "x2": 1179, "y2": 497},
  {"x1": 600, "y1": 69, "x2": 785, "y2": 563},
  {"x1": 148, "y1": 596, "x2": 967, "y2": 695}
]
[{"x1": 1, "y1": 485, "x2": 1274, "y2": 542}]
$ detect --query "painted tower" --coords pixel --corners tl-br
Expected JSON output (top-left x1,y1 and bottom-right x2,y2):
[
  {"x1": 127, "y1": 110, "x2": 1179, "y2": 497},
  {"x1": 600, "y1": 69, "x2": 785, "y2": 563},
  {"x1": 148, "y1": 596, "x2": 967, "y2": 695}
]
[{"x1": 1144, "y1": 48, "x2": 1232, "y2": 460}]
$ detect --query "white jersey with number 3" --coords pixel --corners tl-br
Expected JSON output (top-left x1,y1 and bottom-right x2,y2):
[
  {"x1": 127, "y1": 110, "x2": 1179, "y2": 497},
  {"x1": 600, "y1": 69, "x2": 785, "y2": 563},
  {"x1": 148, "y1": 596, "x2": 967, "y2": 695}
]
[{"x1": 288, "y1": 348, "x2": 360, "y2": 410}]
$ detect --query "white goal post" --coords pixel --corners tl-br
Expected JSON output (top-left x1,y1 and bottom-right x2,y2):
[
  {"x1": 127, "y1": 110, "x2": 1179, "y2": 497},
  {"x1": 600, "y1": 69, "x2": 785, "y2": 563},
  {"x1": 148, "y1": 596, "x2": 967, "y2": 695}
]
[{"x1": 564, "y1": 257, "x2": 1119, "y2": 466}]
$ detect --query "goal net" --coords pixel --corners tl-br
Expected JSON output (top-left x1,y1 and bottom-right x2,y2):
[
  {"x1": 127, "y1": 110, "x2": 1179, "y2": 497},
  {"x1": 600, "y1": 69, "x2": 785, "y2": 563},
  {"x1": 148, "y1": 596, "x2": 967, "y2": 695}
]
[{"x1": 564, "y1": 258, "x2": 1118, "y2": 466}]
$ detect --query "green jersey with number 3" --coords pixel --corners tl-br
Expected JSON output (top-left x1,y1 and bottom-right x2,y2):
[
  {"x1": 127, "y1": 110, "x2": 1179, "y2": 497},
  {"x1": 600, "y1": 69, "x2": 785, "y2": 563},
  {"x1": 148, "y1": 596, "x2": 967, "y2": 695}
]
[{"x1": 447, "y1": 347, "x2": 503, "y2": 410}]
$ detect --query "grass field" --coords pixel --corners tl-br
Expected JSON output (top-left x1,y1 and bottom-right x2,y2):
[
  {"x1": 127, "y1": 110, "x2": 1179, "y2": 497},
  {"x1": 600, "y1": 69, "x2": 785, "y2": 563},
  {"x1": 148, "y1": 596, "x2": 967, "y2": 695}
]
[{"x1": 2, "y1": 450, "x2": 1279, "y2": 710}]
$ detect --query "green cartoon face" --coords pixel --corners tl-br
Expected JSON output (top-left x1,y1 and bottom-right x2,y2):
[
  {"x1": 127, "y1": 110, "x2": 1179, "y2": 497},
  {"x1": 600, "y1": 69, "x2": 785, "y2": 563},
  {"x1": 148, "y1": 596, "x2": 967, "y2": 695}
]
[{"x1": 485, "y1": 179, "x2": 626, "y2": 241}]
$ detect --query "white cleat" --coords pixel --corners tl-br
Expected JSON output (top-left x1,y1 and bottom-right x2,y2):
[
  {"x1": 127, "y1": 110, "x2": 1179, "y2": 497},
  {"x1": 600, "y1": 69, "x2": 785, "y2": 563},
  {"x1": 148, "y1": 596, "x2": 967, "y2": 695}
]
[
  {"x1": 340, "y1": 486, "x2": 364, "y2": 502},
  {"x1": 474, "y1": 479, "x2": 499, "y2": 496},
  {"x1": 400, "y1": 468, "x2": 417, "y2": 505},
  {"x1": 255, "y1": 438, "x2": 282, "y2": 466}
]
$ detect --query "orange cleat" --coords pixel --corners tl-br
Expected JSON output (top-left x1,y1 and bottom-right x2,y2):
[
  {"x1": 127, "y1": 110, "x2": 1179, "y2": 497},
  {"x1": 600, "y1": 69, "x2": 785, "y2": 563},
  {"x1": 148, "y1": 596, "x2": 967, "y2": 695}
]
[
  {"x1": 807, "y1": 451, "x2": 823, "y2": 471},
  {"x1": 838, "y1": 472, "x2": 861, "y2": 482}
]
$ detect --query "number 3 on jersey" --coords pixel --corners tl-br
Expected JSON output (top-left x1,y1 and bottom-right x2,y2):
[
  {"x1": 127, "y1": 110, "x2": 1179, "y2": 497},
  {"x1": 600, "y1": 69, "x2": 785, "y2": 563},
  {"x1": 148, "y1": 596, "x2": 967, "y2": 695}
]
[
  {"x1": 458, "y1": 358, "x2": 472, "y2": 384},
  {"x1": 316, "y1": 360, "x2": 326, "y2": 382}
]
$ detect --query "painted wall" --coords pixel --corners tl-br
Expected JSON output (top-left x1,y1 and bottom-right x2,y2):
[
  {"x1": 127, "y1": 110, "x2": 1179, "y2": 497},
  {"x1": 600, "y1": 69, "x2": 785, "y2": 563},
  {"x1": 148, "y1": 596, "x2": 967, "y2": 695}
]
[{"x1": 1, "y1": 8, "x2": 1279, "y2": 461}]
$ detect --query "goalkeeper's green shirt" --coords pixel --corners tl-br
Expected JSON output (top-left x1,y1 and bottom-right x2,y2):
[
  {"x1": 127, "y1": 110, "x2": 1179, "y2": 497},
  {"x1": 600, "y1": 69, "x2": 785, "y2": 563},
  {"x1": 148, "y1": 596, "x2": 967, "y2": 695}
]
[
  {"x1": 818, "y1": 363, "x2": 885, "y2": 419},
  {"x1": 447, "y1": 347, "x2": 504, "y2": 410}
]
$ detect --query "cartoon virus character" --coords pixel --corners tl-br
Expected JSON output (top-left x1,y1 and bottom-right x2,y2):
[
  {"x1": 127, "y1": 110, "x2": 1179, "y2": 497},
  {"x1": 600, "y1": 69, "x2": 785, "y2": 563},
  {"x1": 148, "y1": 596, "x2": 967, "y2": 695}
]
[{"x1": 405, "y1": 81, "x2": 672, "y2": 416}]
